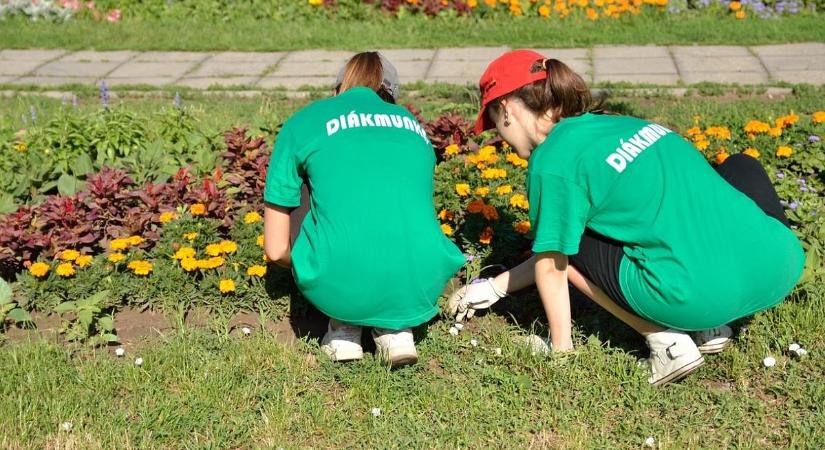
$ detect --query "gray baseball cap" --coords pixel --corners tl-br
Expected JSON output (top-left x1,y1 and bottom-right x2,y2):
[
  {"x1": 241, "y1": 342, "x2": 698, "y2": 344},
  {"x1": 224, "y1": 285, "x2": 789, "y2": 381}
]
[{"x1": 336, "y1": 52, "x2": 400, "y2": 101}]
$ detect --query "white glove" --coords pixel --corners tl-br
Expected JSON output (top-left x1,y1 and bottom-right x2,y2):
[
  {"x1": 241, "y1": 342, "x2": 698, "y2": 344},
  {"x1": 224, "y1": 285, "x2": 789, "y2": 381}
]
[{"x1": 447, "y1": 278, "x2": 507, "y2": 322}]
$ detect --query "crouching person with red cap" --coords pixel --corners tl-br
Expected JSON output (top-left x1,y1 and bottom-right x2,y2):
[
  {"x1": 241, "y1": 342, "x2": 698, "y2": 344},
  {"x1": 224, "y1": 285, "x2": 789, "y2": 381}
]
[{"x1": 447, "y1": 50, "x2": 804, "y2": 385}]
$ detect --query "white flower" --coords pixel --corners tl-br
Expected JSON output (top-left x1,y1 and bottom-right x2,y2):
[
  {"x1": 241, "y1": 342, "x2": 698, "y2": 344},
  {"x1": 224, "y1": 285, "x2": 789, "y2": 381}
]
[
  {"x1": 115, "y1": 347, "x2": 125, "y2": 357},
  {"x1": 494, "y1": 347, "x2": 502, "y2": 356},
  {"x1": 644, "y1": 436, "x2": 656, "y2": 447},
  {"x1": 763, "y1": 356, "x2": 776, "y2": 367},
  {"x1": 470, "y1": 339, "x2": 478, "y2": 347},
  {"x1": 61, "y1": 421, "x2": 73, "y2": 432},
  {"x1": 241, "y1": 326, "x2": 252, "y2": 336},
  {"x1": 135, "y1": 357, "x2": 144, "y2": 366},
  {"x1": 788, "y1": 343, "x2": 801, "y2": 352},
  {"x1": 448, "y1": 326, "x2": 459, "y2": 336},
  {"x1": 454, "y1": 323, "x2": 464, "y2": 331},
  {"x1": 371, "y1": 407, "x2": 381, "y2": 417}
]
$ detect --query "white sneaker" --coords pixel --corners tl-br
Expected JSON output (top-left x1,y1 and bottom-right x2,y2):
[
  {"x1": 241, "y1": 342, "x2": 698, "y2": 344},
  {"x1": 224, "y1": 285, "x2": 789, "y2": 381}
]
[
  {"x1": 690, "y1": 325, "x2": 733, "y2": 354},
  {"x1": 320, "y1": 319, "x2": 364, "y2": 362},
  {"x1": 372, "y1": 327, "x2": 418, "y2": 368},
  {"x1": 646, "y1": 329, "x2": 704, "y2": 386}
]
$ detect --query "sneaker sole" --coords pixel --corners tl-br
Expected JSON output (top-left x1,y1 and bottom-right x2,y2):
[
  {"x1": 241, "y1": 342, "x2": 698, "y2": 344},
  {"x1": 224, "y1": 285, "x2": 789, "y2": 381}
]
[
  {"x1": 651, "y1": 356, "x2": 705, "y2": 387},
  {"x1": 697, "y1": 339, "x2": 731, "y2": 354},
  {"x1": 379, "y1": 351, "x2": 418, "y2": 369},
  {"x1": 322, "y1": 347, "x2": 364, "y2": 362}
]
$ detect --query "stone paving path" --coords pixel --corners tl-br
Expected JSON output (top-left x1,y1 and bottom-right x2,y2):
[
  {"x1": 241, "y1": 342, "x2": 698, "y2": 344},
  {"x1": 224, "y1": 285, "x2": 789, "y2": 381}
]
[{"x1": 0, "y1": 43, "x2": 823, "y2": 89}]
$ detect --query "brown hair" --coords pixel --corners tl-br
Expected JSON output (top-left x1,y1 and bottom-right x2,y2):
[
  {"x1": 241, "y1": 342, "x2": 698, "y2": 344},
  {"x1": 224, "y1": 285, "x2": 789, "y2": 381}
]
[
  {"x1": 487, "y1": 58, "x2": 604, "y2": 123},
  {"x1": 336, "y1": 52, "x2": 395, "y2": 104}
]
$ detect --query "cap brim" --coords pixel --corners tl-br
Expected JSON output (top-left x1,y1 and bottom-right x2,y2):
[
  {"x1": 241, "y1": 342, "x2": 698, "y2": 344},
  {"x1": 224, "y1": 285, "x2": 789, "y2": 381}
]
[{"x1": 474, "y1": 105, "x2": 492, "y2": 135}]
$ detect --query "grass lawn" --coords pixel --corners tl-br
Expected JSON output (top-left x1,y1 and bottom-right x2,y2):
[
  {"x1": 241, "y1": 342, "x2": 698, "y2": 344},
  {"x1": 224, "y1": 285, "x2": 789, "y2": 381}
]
[
  {"x1": 1, "y1": 14, "x2": 823, "y2": 51},
  {"x1": 1, "y1": 86, "x2": 824, "y2": 448}
]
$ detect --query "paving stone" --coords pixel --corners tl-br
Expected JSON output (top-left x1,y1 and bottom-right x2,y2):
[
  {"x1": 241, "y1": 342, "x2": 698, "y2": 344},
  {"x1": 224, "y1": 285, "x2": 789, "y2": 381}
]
[
  {"x1": 680, "y1": 71, "x2": 768, "y2": 84},
  {"x1": 669, "y1": 45, "x2": 750, "y2": 57},
  {"x1": 59, "y1": 50, "x2": 138, "y2": 63},
  {"x1": 34, "y1": 61, "x2": 120, "y2": 77},
  {"x1": 176, "y1": 77, "x2": 259, "y2": 89},
  {"x1": 750, "y1": 43, "x2": 825, "y2": 57},
  {"x1": 374, "y1": 49, "x2": 436, "y2": 61},
  {"x1": 533, "y1": 48, "x2": 590, "y2": 60},
  {"x1": 257, "y1": 76, "x2": 336, "y2": 89},
  {"x1": 423, "y1": 77, "x2": 476, "y2": 85},
  {"x1": 436, "y1": 46, "x2": 509, "y2": 61},
  {"x1": 281, "y1": 50, "x2": 353, "y2": 63},
  {"x1": 105, "y1": 77, "x2": 174, "y2": 87},
  {"x1": 0, "y1": 49, "x2": 66, "y2": 61},
  {"x1": 673, "y1": 56, "x2": 765, "y2": 73},
  {"x1": 759, "y1": 56, "x2": 825, "y2": 73},
  {"x1": 594, "y1": 46, "x2": 670, "y2": 59},
  {"x1": 107, "y1": 61, "x2": 195, "y2": 78},
  {"x1": 594, "y1": 57, "x2": 677, "y2": 75},
  {"x1": 391, "y1": 60, "x2": 430, "y2": 79},
  {"x1": 133, "y1": 51, "x2": 209, "y2": 62},
  {"x1": 270, "y1": 61, "x2": 341, "y2": 77},
  {"x1": 208, "y1": 52, "x2": 286, "y2": 64},
  {"x1": 428, "y1": 59, "x2": 489, "y2": 79},
  {"x1": 772, "y1": 71, "x2": 825, "y2": 84},
  {"x1": 187, "y1": 61, "x2": 273, "y2": 78},
  {"x1": 12, "y1": 76, "x2": 98, "y2": 86},
  {"x1": 0, "y1": 75, "x2": 18, "y2": 83},
  {"x1": 0, "y1": 60, "x2": 44, "y2": 76},
  {"x1": 593, "y1": 73, "x2": 681, "y2": 85}
]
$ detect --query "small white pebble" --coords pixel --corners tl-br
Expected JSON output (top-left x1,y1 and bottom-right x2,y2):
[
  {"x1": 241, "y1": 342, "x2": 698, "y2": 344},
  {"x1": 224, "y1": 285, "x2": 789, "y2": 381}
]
[
  {"x1": 448, "y1": 326, "x2": 459, "y2": 336},
  {"x1": 794, "y1": 348, "x2": 808, "y2": 357},
  {"x1": 494, "y1": 347, "x2": 502, "y2": 356},
  {"x1": 241, "y1": 326, "x2": 252, "y2": 336},
  {"x1": 644, "y1": 436, "x2": 656, "y2": 447},
  {"x1": 763, "y1": 356, "x2": 776, "y2": 367},
  {"x1": 454, "y1": 323, "x2": 464, "y2": 331},
  {"x1": 115, "y1": 347, "x2": 125, "y2": 357},
  {"x1": 470, "y1": 339, "x2": 478, "y2": 347},
  {"x1": 61, "y1": 421, "x2": 73, "y2": 432},
  {"x1": 788, "y1": 343, "x2": 801, "y2": 352},
  {"x1": 371, "y1": 407, "x2": 381, "y2": 417},
  {"x1": 134, "y1": 357, "x2": 144, "y2": 366}
]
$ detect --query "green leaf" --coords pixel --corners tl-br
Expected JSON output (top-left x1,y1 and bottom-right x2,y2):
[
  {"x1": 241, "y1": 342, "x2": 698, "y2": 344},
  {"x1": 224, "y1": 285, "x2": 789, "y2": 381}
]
[
  {"x1": 97, "y1": 316, "x2": 114, "y2": 332},
  {"x1": 56, "y1": 172, "x2": 81, "y2": 196},
  {"x1": 101, "y1": 333, "x2": 119, "y2": 343},
  {"x1": 0, "y1": 278, "x2": 11, "y2": 304},
  {"x1": 8, "y1": 308, "x2": 33, "y2": 323},
  {"x1": 70, "y1": 152, "x2": 95, "y2": 176},
  {"x1": 54, "y1": 301, "x2": 77, "y2": 314},
  {"x1": 0, "y1": 193, "x2": 16, "y2": 215}
]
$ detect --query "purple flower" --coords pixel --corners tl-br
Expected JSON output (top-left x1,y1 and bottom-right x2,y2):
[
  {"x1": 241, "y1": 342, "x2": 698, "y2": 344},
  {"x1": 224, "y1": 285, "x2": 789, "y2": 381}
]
[
  {"x1": 100, "y1": 80, "x2": 109, "y2": 109},
  {"x1": 29, "y1": 105, "x2": 37, "y2": 123},
  {"x1": 174, "y1": 91, "x2": 182, "y2": 109},
  {"x1": 789, "y1": 201, "x2": 799, "y2": 210},
  {"x1": 800, "y1": 186, "x2": 809, "y2": 193},
  {"x1": 470, "y1": 278, "x2": 485, "y2": 284},
  {"x1": 464, "y1": 254, "x2": 475, "y2": 262},
  {"x1": 797, "y1": 178, "x2": 806, "y2": 185},
  {"x1": 809, "y1": 135, "x2": 821, "y2": 143},
  {"x1": 72, "y1": 94, "x2": 78, "y2": 108},
  {"x1": 776, "y1": 171, "x2": 785, "y2": 179}
]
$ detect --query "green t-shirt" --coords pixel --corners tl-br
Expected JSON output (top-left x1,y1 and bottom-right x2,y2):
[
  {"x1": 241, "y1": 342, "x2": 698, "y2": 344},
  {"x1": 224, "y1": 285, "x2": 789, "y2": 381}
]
[
  {"x1": 527, "y1": 113, "x2": 805, "y2": 331},
  {"x1": 264, "y1": 87, "x2": 465, "y2": 330}
]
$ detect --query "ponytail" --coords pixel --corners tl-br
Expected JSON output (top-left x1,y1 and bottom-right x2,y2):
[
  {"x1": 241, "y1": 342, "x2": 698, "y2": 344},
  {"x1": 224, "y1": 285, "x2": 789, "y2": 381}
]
[{"x1": 336, "y1": 52, "x2": 395, "y2": 104}]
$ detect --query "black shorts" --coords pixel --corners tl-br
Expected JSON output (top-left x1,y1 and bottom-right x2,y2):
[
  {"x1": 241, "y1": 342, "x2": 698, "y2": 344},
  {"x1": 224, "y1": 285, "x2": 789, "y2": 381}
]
[{"x1": 568, "y1": 153, "x2": 791, "y2": 313}]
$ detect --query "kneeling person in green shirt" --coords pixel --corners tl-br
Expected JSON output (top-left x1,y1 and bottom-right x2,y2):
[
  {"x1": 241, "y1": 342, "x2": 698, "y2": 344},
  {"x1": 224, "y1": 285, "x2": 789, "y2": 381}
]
[
  {"x1": 448, "y1": 50, "x2": 805, "y2": 385},
  {"x1": 263, "y1": 52, "x2": 465, "y2": 368}
]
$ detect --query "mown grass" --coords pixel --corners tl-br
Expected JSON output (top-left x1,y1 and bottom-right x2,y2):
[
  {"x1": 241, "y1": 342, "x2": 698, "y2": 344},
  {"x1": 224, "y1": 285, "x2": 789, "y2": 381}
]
[
  {"x1": 0, "y1": 14, "x2": 823, "y2": 51},
  {"x1": 1, "y1": 85, "x2": 823, "y2": 448}
]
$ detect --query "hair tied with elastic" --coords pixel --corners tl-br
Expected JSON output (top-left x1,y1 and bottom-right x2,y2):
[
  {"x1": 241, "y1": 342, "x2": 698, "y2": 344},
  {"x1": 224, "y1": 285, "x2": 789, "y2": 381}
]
[{"x1": 529, "y1": 59, "x2": 551, "y2": 74}]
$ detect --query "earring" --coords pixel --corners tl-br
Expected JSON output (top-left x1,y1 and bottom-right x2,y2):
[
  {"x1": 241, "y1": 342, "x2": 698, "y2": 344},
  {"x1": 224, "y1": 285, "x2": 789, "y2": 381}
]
[{"x1": 503, "y1": 111, "x2": 511, "y2": 127}]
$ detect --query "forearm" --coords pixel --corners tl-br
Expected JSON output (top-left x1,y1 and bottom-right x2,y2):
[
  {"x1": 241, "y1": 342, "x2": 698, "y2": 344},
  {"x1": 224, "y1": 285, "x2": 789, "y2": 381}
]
[
  {"x1": 491, "y1": 254, "x2": 537, "y2": 294},
  {"x1": 535, "y1": 254, "x2": 573, "y2": 351}
]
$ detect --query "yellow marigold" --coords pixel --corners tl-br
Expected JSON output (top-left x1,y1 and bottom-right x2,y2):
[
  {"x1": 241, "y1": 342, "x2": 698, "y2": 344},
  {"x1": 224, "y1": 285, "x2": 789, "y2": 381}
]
[
  {"x1": 729, "y1": 1, "x2": 741, "y2": 10},
  {"x1": 441, "y1": 223, "x2": 454, "y2": 236},
  {"x1": 705, "y1": 126, "x2": 731, "y2": 140},
  {"x1": 735, "y1": 10, "x2": 745, "y2": 19},
  {"x1": 743, "y1": 148, "x2": 760, "y2": 159},
  {"x1": 506, "y1": 153, "x2": 528, "y2": 168},
  {"x1": 514, "y1": 220, "x2": 531, "y2": 234},
  {"x1": 183, "y1": 232, "x2": 199, "y2": 241},
  {"x1": 56, "y1": 263, "x2": 75, "y2": 277},
  {"x1": 159, "y1": 211, "x2": 177, "y2": 224},
  {"x1": 586, "y1": 7, "x2": 598, "y2": 20},
  {"x1": 59, "y1": 249, "x2": 80, "y2": 261},
  {"x1": 180, "y1": 257, "x2": 199, "y2": 272},
  {"x1": 438, "y1": 209, "x2": 454, "y2": 221},
  {"x1": 768, "y1": 127, "x2": 783, "y2": 137},
  {"x1": 776, "y1": 146, "x2": 793, "y2": 158},
  {"x1": 475, "y1": 187, "x2": 490, "y2": 197},
  {"x1": 28, "y1": 262, "x2": 50, "y2": 278},
  {"x1": 127, "y1": 260, "x2": 153, "y2": 276},
  {"x1": 695, "y1": 140, "x2": 710, "y2": 151},
  {"x1": 813, "y1": 111, "x2": 825, "y2": 123},
  {"x1": 481, "y1": 168, "x2": 507, "y2": 179},
  {"x1": 468, "y1": 0, "x2": 478, "y2": 7},
  {"x1": 685, "y1": 126, "x2": 701, "y2": 136},
  {"x1": 538, "y1": 4, "x2": 550, "y2": 16},
  {"x1": 775, "y1": 113, "x2": 799, "y2": 128},
  {"x1": 127, "y1": 236, "x2": 144, "y2": 246},
  {"x1": 220, "y1": 240, "x2": 238, "y2": 254},
  {"x1": 219, "y1": 279, "x2": 236, "y2": 294},
  {"x1": 256, "y1": 235, "x2": 265, "y2": 247},
  {"x1": 199, "y1": 256, "x2": 225, "y2": 270},
  {"x1": 744, "y1": 120, "x2": 771, "y2": 134},
  {"x1": 190, "y1": 203, "x2": 207, "y2": 216},
  {"x1": 244, "y1": 211, "x2": 262, "y2": 224},
  {"x1": 205, "y1": 243, "x2": 223, "y2": 257},
  {"x1": 482, "y1": 204, "x2": 499, "y2": 221},
  {"x1": 444, "y1": 144, "x2": 460, "y2": 155},
  {"x1": 107, "y1": 252, "x2": 126, "y2": 263},
  {"x1": 692, "y1": 134, "x2": 707, "y2": 143},
  {"x1": 496, "y1": 185, "x2": 513, "y2": 195},
  {"x1": 172, "y1": 247, "x2": 196, "y2": 260},
  {"x1": 715, "y1": 151, "x2": 730, "y2": 165},
  {"x1": 479, "y1": 226, "x2": 494, "y2": 245},
  {"x1": 467, "y1": 199, "x2": 486, "y2": 214},
  {"x1": 247, "y1": 265, "x2": 267, "y2": 277},
  {"x1": 75, "y1": 255, "x2": 93, "y2": 268},
  {"x1": 455, "y1": 183, "x2": 471, "y2": 197},
  {"x1": 510, "y1": 194, "x2": 530, "y2": 210},
  {"x1": 308, "y1": 0, "x2": 323, "y2": 6}
]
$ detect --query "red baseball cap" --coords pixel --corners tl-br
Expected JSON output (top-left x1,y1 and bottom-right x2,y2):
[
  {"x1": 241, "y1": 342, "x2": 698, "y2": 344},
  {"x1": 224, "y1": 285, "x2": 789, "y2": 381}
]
[{"x1": 474, "y1": 49, "x2": 549, "y2": 135}]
